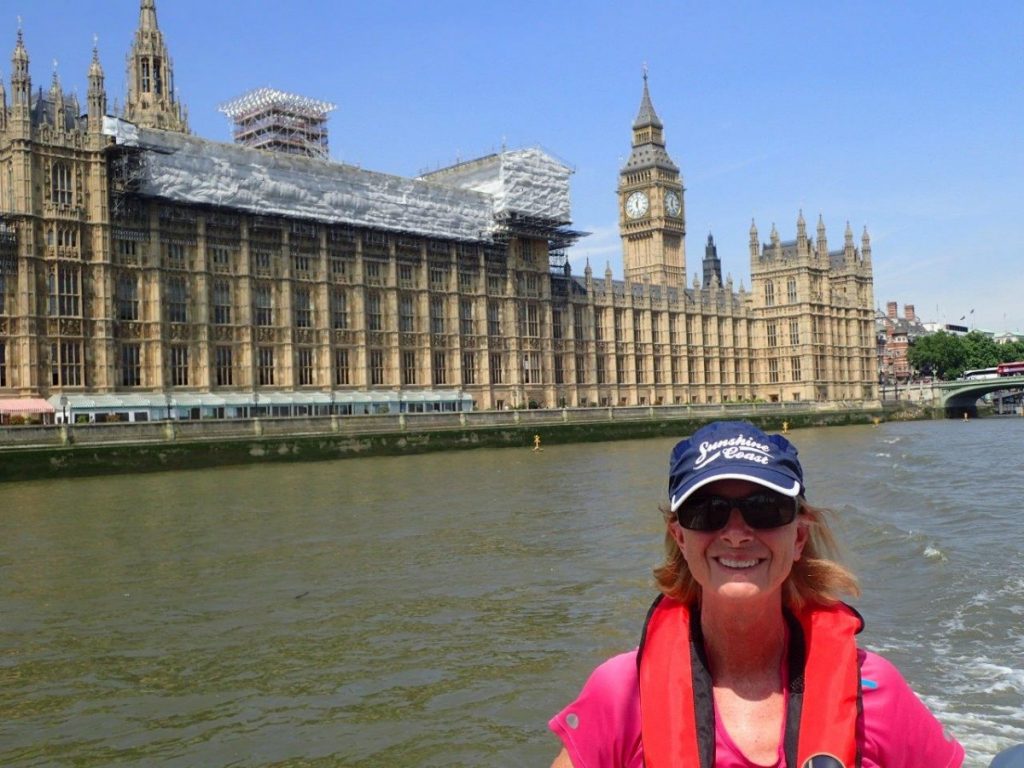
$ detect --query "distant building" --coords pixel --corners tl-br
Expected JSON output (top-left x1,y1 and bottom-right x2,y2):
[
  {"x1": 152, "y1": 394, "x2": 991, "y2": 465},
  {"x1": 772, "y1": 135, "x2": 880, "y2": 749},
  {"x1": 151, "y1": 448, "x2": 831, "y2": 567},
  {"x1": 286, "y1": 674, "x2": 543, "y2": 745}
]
[
  {"x1": 877, "y1": 302, "x2": 927, "y2": 381},
  {"x1": 0, "y1": 1, "x2": 877, "y2": 422}
]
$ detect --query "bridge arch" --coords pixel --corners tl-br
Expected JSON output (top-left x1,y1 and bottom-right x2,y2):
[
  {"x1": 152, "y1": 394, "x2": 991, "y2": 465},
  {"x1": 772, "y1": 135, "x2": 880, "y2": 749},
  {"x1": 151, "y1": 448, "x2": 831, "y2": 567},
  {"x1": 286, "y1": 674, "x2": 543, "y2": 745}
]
[{"x1": 935, "y1": 375, "x2": 1024, "y2": 418}]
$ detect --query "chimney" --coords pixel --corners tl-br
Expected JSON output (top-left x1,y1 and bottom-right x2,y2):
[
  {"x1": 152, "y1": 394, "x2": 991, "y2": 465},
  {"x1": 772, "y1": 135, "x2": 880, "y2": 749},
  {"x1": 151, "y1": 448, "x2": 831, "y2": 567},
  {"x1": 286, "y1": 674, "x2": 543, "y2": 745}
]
[
  {"x1": 904, "y1": 304, "x2": 915, "y2": 321},
  {"x1": 887, "y1": 301, "x2": 897, "y2": 319}
]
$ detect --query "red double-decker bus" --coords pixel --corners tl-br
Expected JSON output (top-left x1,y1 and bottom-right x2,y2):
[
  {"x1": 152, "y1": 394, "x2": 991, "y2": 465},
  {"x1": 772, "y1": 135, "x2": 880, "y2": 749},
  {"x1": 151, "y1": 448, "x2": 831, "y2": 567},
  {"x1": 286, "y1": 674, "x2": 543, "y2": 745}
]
[{"x1": 997, "y1": 361, "x2": 1024, "y2": 376}]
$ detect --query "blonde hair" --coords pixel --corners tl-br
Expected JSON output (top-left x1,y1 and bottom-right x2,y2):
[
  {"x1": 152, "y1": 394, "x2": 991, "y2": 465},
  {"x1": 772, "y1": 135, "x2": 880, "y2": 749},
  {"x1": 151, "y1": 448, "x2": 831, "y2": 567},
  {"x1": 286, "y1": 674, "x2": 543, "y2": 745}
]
[{"x1": 652, "y1": 499, "x2": 860, "y2": 610}]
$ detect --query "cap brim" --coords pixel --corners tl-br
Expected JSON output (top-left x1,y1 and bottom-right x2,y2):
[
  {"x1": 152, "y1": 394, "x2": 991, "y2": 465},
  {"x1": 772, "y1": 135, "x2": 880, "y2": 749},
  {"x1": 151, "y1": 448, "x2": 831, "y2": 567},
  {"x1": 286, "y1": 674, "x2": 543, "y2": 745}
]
[{"x1": 670, "y1": 471, "x2": 802, "y2": 512}]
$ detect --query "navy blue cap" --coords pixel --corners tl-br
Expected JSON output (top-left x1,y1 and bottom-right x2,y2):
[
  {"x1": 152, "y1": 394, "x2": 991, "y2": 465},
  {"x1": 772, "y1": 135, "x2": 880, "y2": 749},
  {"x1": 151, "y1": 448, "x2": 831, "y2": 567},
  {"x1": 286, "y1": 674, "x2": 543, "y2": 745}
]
[{"x1": 669, "y1": 421, "x2": 805, "y2": 512}]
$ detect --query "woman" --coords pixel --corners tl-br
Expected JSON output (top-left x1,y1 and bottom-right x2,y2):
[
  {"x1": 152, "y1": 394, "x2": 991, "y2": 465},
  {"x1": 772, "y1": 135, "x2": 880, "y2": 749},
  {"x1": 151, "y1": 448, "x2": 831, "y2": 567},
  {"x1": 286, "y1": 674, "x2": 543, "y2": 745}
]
[{"x1": 549, "y1": 420, "x2": 964, "y2": 768}]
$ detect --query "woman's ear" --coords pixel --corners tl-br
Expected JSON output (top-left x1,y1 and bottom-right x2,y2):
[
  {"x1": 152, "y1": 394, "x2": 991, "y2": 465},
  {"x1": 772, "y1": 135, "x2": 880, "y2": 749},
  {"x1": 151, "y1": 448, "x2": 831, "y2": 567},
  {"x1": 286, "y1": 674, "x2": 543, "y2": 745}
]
[
  {"x1": 793, "y1": 518, "x2": 810, "y2": 561},
  {"x1": 668, "y1": 520, "x2": 687, "y2": 552}
]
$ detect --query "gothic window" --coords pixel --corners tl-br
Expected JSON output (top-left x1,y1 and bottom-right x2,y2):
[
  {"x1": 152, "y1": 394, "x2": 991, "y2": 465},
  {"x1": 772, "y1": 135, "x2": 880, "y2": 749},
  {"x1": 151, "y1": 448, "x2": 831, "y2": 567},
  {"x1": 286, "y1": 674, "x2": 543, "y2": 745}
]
[
  {"x1": 114, "y1": 273, "x2": 138, "y2": 321},
  {"x1": 398, "y1": 263, "x2": 415, "y2": 288},
  {"x1": 140, "y1": 59, "x2": 151, "y2": 92},
  {"x1": 596, "y1": 355, "x2": 606, "y2": 385},
  {"x1": 370, "y1": 348, "x2": 386, "y2": 386},
  {"x1": 767, "y1": 322, "x2": 778, "y2": 347},
  {"x1": 367, "y1": 292, "x2": 383, "y2": 332},
  {"x1": 212, "y1": 280, "x2": 232, "y2": 325},
  {"x1": 790, "y1": 319, "x2": 800, "y2": 346},
  {"x1": 633, "y1": 311, "x2": 643, "y2": 344},
  {"x1": 574, "y1": 306, "x2": 586, "y2": 340},
  {"x1": 429, "y1": 296, "x2": 445, "y2": 335},
  {"x1": 402, "y1": 350, "x2": 417, "y2": 385},
  {"x1": 399, "y1": 294, "x2": 415, "y2": 333},
  {"x1": 120, "y1": 343, "x2": 141, "y2": 387},
  {"x1": 552, "y1": 309, "x2": 563, "y2": 340},
  {"x1": 364, "y1": 260, "x2": 382, "y2": 284},
  {"x1": 651, "y1": 312, "x2": 661, "y2": 344},
  {"x1": 575, "y1": 354, "x2": 586, "y2": 384},
  {"x1": 554, "y1": 354, "x2": 565, "y2": 385},
  {"x1": 791, "y1": 357, "x2": 802, "y2": 382},
  {"x1": 764, "y1": 280, "x2": 775, "y2": 307},
  {"x1": 169, "y1": 345, "x2": 189, "y2": 386},
  {"x1": 257, "y1": 346, "x2": 275, "y2": 386},
  {"x1": 525, "y1": 304, "x2": 539, "y2": 337},
  {"x1": 487, "y1": 301, "x2": 501, "y2": 337},
  {"x1": 787, "y1": 278, "x2": 798, "y2": 304},
  {"x1": 616, "y1": 354, "x2": 627, "y2": 385},
  {"x1": 487, "y1": 273, "x2": 505, "y2": 296},
  {"x1": 49, "y1": 265, "x2": 80, "y2": 317},
  {"x1": 209, "y1": 245, "x2": 232, "y2": 271},
  {"x1": 489, "y1": 352, "x2": 503, "y2": 384},
  {"x1": 432, "y1": 351, "x2": 447, "y2": 386},
  {"x1": 51, "y1": 162, "x2": 72, "y2": 205},
  {"x1": 462, "y1": 352, "x2": 476, "y2": 385},
  {"x1": 334, "y1": 349, "x2": 350, "y2": 386},
  {"x1": 292, "y1": 254, "x2": 313, "y2": 279},
  {"x1": 331, "y1": 288, "x2": 348, "y2": 330},
  {"x1": 0, "y1": 274, "x2": 7, "y2": 316},
  {"x1": 297, "y1": 348, "x2": 314, "y2": 386},
  {"x1": 165, "y1": 275, "x2": 188, "y2": 323},
  {"x1": 51, "y1": 341, "x2": 83, "y2": 387},
  {"x1": 253, "y1": 284, "x2": 273, "y2": 327},
  {"x1": 523, "y1": 352, "x2": 541, "y2": 385},
  {"x1": 153, "y1": 58, "x2": 162, "y2": 94},
  {"x1": 614, "y1": 309, "x2": 624, "y2": 342},
  {"x1": 294, "y1": 287, "x2": 312, "y2": 329},
  {"x1": 429, "y1": 264, "x2": 448, "y2": 291},
  {"x1": 459, "y1": 299, "x2": 474, "y2": 336},
  {"x1": 215, "y1": 346, "x2": 233, "y2": 386},
  {"x1": 768, "y1": 358, "x2": 780, "y2": 384},
  {"x1": 0, "y1": 342, "x2": 6, "y2": 387},
  {"x1": 164, "y1": 242, "x2": 186, "y2": 270}
]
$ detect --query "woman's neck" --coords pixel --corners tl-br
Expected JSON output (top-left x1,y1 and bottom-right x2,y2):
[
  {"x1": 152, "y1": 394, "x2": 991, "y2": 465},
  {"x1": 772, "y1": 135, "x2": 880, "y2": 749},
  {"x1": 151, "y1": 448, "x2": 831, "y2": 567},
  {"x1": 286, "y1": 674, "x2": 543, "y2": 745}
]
[{"x1": 699, "y1": 597, "x2": 788, "y2": 684}]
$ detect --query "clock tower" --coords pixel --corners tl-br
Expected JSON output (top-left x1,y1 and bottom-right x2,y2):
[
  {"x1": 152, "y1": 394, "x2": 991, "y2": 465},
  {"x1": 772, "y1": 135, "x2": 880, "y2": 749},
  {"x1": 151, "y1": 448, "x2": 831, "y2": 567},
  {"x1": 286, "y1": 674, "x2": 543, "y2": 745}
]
[{"x1": 619, "y1": 71, "x2": 685, "y2": 287}]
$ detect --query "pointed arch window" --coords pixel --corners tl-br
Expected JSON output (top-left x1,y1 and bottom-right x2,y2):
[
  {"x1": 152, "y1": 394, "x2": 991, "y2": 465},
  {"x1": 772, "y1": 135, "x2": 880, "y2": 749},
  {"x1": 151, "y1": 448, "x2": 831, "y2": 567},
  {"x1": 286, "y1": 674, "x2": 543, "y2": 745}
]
[
  {"x1": 764, "y1": 280, "x2": 775, "y2": 307},
  {"x1": 153, "y1": 58, "x2": 163, "y2": 95},
  {"x1": 141, "y1": 59, "x2": 151, "y2": 92},
  {"x1": 51, "y1": 162, "x2": 72, "y2": 206},
  {"x1": 787, "y1": 277, "x2": 798, "y2": 303}
]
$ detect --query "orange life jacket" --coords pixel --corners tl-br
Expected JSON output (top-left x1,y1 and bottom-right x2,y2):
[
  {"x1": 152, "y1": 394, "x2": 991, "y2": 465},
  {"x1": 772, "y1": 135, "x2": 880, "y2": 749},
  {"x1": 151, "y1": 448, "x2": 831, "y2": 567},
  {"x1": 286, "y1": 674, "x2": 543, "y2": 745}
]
[{"x1": 637, "y1": 595, "x2": 864, "y2": 768}]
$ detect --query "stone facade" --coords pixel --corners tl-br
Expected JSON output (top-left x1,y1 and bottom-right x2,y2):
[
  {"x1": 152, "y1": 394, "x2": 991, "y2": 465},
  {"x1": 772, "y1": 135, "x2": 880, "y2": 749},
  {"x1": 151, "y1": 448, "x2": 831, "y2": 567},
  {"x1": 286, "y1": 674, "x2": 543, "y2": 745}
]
[{"x1": 0, "y1": 2, "x2": 877, "y2": 415}]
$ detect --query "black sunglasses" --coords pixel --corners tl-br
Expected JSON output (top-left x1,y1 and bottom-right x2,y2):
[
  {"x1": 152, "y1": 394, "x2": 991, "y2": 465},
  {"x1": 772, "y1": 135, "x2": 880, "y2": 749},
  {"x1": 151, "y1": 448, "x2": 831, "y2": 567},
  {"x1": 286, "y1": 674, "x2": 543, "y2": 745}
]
[{"x1": 675, "y1": 491, "x2": 799, "y2": 531}]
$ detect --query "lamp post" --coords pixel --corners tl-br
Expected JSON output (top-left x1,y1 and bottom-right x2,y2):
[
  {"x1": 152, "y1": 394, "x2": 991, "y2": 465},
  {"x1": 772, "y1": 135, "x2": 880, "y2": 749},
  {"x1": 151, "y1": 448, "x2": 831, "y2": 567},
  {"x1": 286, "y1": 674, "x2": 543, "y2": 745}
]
[
  {"x1": 165, "y1": 393, "x2": 174, "y2": 420},
  {"x1": 253, "y1": 390, "x2": 260, "y2": 418},
  {"x1": 59, "y1": 394, "x2": 68, "y2": 425}
]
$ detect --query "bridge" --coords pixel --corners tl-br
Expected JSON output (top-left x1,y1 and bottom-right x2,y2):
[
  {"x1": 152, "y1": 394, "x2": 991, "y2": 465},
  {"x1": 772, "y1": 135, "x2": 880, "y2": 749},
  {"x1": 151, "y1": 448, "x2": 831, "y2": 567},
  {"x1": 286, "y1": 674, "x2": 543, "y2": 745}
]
[{"x1": 934, "y1": 375, "x2": 1024, "y2": 416}]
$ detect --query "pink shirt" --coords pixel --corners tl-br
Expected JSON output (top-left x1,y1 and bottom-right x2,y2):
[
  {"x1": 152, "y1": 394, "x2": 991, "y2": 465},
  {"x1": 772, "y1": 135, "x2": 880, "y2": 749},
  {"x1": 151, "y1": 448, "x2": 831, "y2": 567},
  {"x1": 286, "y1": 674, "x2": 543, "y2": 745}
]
[{"x1": 550, "y1": 648, "x2": 964, "y2": 768}]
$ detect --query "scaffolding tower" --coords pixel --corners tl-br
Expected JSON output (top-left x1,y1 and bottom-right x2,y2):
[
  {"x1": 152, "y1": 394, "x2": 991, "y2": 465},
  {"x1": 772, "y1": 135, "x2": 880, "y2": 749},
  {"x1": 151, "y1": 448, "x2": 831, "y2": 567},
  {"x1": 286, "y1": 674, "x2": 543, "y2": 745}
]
[{"x1": 218, "y1": 87, "x2": 336, "y2": 160}]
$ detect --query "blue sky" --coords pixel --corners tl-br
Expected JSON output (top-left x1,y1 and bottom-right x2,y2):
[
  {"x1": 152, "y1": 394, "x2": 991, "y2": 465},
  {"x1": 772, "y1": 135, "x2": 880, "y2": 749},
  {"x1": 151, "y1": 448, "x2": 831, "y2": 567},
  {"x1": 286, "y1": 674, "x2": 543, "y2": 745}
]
[{"x1": 10, "y1": 1, "x2": 1024, "y2": 331}]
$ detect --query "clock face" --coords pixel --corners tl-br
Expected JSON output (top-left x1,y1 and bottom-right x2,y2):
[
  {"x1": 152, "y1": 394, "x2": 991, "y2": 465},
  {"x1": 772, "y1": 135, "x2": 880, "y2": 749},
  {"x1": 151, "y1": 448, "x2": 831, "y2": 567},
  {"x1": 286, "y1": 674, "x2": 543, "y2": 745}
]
[
  {"x1": 664, "y1": 191, "x2": 681, "y2": 217},
  {"x1": 625, "y1": 191, "x2": 649, "y2": 219}
]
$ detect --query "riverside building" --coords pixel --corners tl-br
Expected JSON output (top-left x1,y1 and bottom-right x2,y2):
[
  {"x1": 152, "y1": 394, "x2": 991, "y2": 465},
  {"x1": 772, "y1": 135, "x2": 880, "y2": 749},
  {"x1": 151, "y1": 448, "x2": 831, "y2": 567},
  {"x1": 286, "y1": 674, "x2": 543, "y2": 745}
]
[{"x1": 0, "y1": 1, "x2": 876, "y2": 423}]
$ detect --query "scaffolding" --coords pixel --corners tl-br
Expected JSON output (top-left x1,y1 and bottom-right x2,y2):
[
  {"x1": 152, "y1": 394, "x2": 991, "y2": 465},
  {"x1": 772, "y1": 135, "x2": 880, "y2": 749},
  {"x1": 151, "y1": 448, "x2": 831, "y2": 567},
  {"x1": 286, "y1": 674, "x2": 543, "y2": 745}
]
[{"x1": 218, "y1": 87, "x2": 336, "y2": 160}]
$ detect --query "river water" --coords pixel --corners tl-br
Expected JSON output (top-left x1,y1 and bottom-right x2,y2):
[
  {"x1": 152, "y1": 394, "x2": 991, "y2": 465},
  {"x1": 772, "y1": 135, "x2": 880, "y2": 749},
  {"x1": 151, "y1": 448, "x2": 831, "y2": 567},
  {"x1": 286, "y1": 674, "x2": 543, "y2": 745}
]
[{"x1": 1, "y1": 418, "x2": 1022, "y2": 766}]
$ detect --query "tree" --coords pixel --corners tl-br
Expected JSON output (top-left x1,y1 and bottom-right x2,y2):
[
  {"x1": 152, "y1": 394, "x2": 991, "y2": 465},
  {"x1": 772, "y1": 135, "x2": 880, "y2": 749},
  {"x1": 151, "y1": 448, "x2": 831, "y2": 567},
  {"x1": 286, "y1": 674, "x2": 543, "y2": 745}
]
[{"x1": 906, "y1": 332, "x2": 968, "y2": 379}]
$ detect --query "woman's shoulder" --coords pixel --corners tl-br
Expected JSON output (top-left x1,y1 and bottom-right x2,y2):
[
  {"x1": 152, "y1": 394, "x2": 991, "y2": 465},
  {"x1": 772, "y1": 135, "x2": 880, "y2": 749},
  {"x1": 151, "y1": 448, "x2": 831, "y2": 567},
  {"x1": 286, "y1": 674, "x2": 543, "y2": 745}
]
[
  {"x1": 585, "y1": 649, "x2": 640, "y2": 693},
  {"x1": 857, "y1": 648, "x2": 965, "y2": 767},
  {"x1": 549, "y1": 650, "x2": 643, "y2": 768}
]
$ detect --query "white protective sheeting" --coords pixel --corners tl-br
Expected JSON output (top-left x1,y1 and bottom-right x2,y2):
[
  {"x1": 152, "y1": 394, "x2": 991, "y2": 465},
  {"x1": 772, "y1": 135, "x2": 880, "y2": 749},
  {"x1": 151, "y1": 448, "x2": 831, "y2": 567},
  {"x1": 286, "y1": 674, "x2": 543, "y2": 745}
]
[
  {"x1": 418, "y1": 149, "x2": 573, "y2": 224},
  {"x1": 103, "y1": 119, "x2": 572, "y2": 241}
]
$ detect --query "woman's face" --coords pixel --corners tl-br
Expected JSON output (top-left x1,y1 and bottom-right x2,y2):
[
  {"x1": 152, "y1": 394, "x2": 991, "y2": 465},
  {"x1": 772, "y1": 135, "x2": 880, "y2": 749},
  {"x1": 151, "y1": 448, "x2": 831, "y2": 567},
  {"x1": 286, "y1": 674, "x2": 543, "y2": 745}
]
[{"x1": 668, "y1": 479, "x2": 808, "y2": 605}]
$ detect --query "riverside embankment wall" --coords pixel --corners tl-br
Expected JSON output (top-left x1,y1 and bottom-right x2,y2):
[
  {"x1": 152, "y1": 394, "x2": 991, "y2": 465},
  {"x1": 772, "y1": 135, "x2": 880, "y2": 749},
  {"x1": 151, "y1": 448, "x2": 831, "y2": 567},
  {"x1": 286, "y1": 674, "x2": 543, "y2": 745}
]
[{"x1": 0, "y1": 402, "x2": 897, "y2": 482}]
